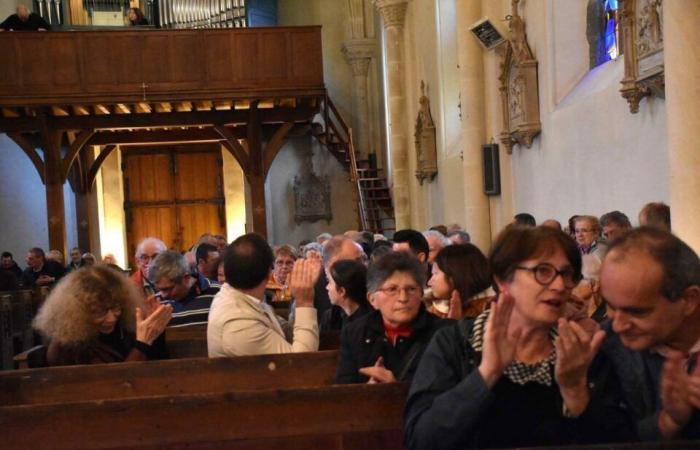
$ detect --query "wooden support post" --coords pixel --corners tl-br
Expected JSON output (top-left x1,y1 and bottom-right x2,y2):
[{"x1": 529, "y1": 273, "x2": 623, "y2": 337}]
[
  {"x1": 42, "y1": 128, "x2": 67, "y2": 255},
  {"x1": 246, "y1": 102, "x2": 267, "y2": 238}
]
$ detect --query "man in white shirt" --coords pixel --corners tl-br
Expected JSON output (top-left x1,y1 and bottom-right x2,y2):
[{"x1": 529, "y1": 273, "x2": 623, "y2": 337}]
[{"x1": 208, "y1": 233, "x2": 320, "y2": 356}]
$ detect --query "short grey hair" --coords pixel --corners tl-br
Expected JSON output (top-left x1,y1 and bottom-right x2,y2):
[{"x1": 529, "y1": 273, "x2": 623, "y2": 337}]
[
  {"x1": 149, "y1": 250, "x2": 190, "y2": 283},
  {"x1": 316, "y1": 232, "x2": 333, "y2": 244},
  {"x1": 447, "y1": 230, "x2": 471, "y2": 244},
  {"x1": 423, "y1": 230, "x2": 450, "y2": 247},
  {"x1": 302, "y1": 242, "x2": 323, "y2": 258},
  {"x1": 135, "y1": 237, "x2": 167, "y2": 258},
  {"x1": 366, "y1": 252, "x2": 425, "y2": 294}
]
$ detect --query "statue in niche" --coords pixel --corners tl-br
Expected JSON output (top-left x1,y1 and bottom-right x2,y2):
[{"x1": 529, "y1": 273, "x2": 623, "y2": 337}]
[
  {"x1": 292, "y1": 149, "x2": 332, "y2": 224},
  {"x1": 414, "y1": 80, "x2": 438, "y2": 185},
  {"x1": 637, "y1": 0, "x2": 662, "y2": 56},
  {"x1": 498, "y1": 0, "x2": 541, "y2": 154}
]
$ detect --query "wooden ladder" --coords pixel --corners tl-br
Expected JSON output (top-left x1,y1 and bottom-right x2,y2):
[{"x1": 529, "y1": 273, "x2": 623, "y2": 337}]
[{"x1": 312, "y1": 97, "x2": 396, "y2": 236}]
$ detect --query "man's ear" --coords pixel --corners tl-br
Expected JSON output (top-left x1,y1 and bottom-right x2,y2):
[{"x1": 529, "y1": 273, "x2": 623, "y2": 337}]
[
  {"x1": 680, "y1": 285, "x2": 700, "y2": 317},
  {"x1": 418, "y1": 252, "x2": 427, "y2": 264}
]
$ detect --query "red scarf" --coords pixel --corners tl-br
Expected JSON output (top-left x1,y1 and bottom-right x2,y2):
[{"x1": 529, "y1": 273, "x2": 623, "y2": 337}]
[{"x1": 383, "y1": 322, "x2": 412, "y2": 345}]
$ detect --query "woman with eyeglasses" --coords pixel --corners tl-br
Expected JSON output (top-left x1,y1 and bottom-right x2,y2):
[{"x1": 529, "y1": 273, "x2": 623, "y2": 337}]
[
  {"x1": 34, "y1": 265, "x2": 172, "y2": 366},
  {"x1": 404, "y1": 225, "x2": 634, "y2": 449},
  {"x1": 335, "y1": 251, "x2": 452, "y2": 384}
]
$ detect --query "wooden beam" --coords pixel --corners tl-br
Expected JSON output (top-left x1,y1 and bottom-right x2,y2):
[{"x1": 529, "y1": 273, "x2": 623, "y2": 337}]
[
  {"x1": 50, "y1": 106, "x2": 70, "y2": 116},
  {"x1": 6, "y1": 132, "x2": 45, "y2": 184},
  {"x1": 87, "y1": 145, "x2": 117, "y2": 191},
  {"x1": 114, "y1": 104, "x2": 131, "y2": 114},
  {"x1": 39, "y1": 115, "x2": 67, "y2": 255},
  {"x1": 155, "y1": 102, "x2": 172, "y2": 113},
  {"x1": 246, "y1": 101, "x2": 266, "y2": 237},
  {"x1": 134, "y1": 103, "x2": 152, "y2": 114},
  {"x1": 195, "y1": 101, "x2": 213, "y2": 111},
  {"x1": 72, "y1": 105, "x2": 91, "y2": 116},
  {"x1": 2, "y1": 107, "x2": 20, "y2": 118},
  {"x1": 176, "y1": 101, "x2": 193, "y2": 112},
  {"x1": 214, "y1": 101, "x2": 232, "y2": 110},
  {"x1": 234, "y1": 100, "x2": 251, "y2": 110},
  {"x1": 86, "y1": 128, "x2": 235, "y2": 146},
  {"x1": 258, "y1": 99, "x2": 274, "y2": 109},
  {"x1": 61, "y1": 130, "x2": 95, "y2": 183},
  {"x1": 214, "y1": 125, "x2": 250, "y2": 173},
  {"x1": 263, "y1": 122, "x2": 294, "y2": 178},
  {"x1": 94, "y1": 105, "x2": 110, "y2": 115}
]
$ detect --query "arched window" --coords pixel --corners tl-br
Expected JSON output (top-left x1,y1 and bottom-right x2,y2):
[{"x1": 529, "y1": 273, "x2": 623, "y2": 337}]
[{"x1": 587, "y1": 0, "x2": 620, "y2": 68}]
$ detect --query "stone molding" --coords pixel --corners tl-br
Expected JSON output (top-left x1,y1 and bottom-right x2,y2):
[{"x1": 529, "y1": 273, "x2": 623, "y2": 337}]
[{"x1": 374, "y1": 0, "x2": 409, "y2": 29}]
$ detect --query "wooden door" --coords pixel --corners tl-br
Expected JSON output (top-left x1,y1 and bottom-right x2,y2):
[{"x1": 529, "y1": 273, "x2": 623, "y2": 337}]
[{"x1": 124, "y1": 146, "x2": 226, "y2": 269}]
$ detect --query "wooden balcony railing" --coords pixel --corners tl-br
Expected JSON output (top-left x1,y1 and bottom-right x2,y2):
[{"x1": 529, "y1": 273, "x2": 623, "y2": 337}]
[{"x1": 0, "y1": 26, "x2": 324, "y2": 106}]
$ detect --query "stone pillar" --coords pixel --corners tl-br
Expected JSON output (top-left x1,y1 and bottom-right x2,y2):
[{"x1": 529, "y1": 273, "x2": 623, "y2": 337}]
[
  {"x1": 342, "y1": 39, "x2": 375, "y2": 159},
  {"x1": 665, "y1": 1, "x2": 700, "y2": 253},
  {"x1": 375, "y1": 0, "x2": 411, "y2": 229},
  {"x1": 456, "y1": 0, "x2": 490, "y2": 250}
]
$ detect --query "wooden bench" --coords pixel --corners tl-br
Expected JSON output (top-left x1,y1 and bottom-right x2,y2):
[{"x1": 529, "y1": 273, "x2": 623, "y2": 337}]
[
  {"x1": 0, "y1": 382, "x2": 408, "y2": 450},
  {"x1": 0, "y1": 288, "x2": 48, "y2": 370},
  {"x1": 0, "y1": 350, "x2": 340, "y2": 406}
]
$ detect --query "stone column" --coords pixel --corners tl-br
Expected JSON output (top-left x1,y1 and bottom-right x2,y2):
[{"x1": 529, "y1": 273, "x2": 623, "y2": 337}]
[
  {"x1": 342, "y1": 39, "x2": 375, "y2": 159},
  {"x1": 456, "y1": 0, "x2": 490, "y2": 250},
  {"x1": 665, "y1": 1, "x2": 700, "y2": 253},
  {"x1": 375, "y1": 0, "x2": 411, "y2": 229}
]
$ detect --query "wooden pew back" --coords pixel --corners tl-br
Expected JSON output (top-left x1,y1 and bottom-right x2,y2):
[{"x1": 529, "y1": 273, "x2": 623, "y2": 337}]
[
  {"x1": 0, "y1": 350, "x2": 339, "y2": 406},
  {"x1": 0, "y1": 383, "x2": 408, "y2": 450}
]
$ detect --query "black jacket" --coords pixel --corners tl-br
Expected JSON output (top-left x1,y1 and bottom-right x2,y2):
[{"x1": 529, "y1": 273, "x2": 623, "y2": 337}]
[
  {"x1": 335, "y1": 306, "x2": 452, "y2": 384},
  {"x1": 21, "y1": 260, "x2": 66, "y2": 287},
  {"x1": 0, "y1": 13, "x2": 51, "y2": 30},
  {"x1": 404, "y1": 319, "x2": 636, "y2": 450}
]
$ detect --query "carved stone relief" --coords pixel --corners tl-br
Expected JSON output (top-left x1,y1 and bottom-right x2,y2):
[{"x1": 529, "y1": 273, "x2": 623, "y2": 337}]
[
  {"x1": 414, "y1": 81, "x2": 437, "y2": 185},
  {"x1": 620, "y1": 0, "x2": 664, "y2": 113},
  {"x1": 292, "y1": 150, "x2": 332, "y2": 224},
  {"x1": 498, "y1": 0, "x2": 541, "y2": 154}
]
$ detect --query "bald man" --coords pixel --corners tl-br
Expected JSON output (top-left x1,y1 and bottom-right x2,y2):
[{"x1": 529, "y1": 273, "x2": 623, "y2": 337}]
[{"x1": 1, "y1": 5, "x2": 50, "y2": 31}]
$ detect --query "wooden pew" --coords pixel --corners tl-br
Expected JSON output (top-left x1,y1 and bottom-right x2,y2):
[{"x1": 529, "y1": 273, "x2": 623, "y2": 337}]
[
  {"x1": 0, "y1": 288, "x2": 47, "y2": 370},
  {"x1": 0, "y1": 383, "x2": 408, "y2": 450},
  {"x1": 0, "y1": 350, "x2": 339, "y2": 406}
]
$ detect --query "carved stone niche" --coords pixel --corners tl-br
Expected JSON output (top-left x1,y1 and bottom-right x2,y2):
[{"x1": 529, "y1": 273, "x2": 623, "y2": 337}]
[
  {"x1": 414, "y1": 81, "x2": 438, "y2": 185},
  {"x1": 498, "y1": 0, "x2": 541, "y2": 154},
  {"x1": 293, "y1": 150, "x2": 332, "y2": 225},
  {"x1": 619, "y1": 0, "x2": 664, "y2": 114}
]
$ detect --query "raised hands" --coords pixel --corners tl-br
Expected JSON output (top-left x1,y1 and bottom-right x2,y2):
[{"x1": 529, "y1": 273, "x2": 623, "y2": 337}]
[
  {"x1": 478, "y1": 293, "x2": 522, "y2": 388},
  {"x1": 289, "y1": 258, "x2": 322, "y2": 307},
  {"x1": 135, "y1": 303, "x2": 172, "y2": 345},
  {"x1": 658, "y1": 350, "x2": 699, "y2": 438},
  {"x1": 555, "y1": 318, "x2": 606, "y2": 416},
  {"x1": 359, "y1": 356, "x2": 397, "y2": 384}
]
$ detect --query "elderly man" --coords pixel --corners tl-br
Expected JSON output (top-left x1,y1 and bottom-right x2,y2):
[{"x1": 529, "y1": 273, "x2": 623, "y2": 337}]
[
  {"x1": 423, "y1": 230, "x2": 449, "y2": 264},
  {"x1": 66, "y1": 247, "x2": 83, "y2": 271},
  {"x1": 151, "y1": 251, "x2": 219, "y2": 327},
  {"x1": 0, "y1": 4, "x2": 50, "y2": 30},
  {"x1": 573, "y1": 215, "x2": 607, "y2": 259},
  {"x1": 21, "y1": 247, "x2": 66, "y2": 287},
  {"x1": 639, "y1": 202, "x2": 671, "y2": 232},
  {"x1": 600, "y1": 210, "x2": 632, "y2": 242},
  {"x1": 600, "y1": 227, "x2": 700, "y2": 440},
  {"x1": 208, "y1": 233, "x2": 319, "y2": 356},
  {"x1": 130, "y1": 237, "x2": 167, "y2": 297}
]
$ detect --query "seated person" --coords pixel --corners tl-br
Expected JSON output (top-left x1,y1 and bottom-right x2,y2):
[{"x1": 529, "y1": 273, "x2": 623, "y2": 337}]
[
  {"x1": 265, "y1": 245, "x2": 297, "y2": 302},
  {"x1": 21, "y1": 247, "x2": 66, "y2": 287},
  {"x1": 404, "y1": 225, "x2": 633, "y2": 449},
  {"x1": 0, "y1": 4, "x2": 50, "y2": 31},
  {"x1": 127, "y1": 7, "x2": 149, "y2": 25},
  {"x1": 320, "y1": 260, "x2": 372, "y2": 332},
  {"x1": 66, "y1": 247, "x2": 84, "y2": 271},
  {"x1": 150, "y1": 251, "x2": 219, "y2": 327},
  {"x1": 195, "y1": 242, "x2": 220, "y2": 286},
  {"x1": 335, "y1": 252, "x2": 451, "y2": 384},
  {"x1": 1, "y1": 251, "x2": 24, "y2": 279},
  {"x1": 208, "y1": 233, "x2": 319, "y2": 356},
  {"x1": 427, "y1": 243, "x2": 493, "y2": 319},
  {"x1": 33, "y1": 265, "x2": 172, "y2": 366}
]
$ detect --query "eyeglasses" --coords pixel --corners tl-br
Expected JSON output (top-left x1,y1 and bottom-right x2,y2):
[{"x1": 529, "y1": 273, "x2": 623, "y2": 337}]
[
  {"x1": 574, "y1": 228, "x2": 594, "y2": 234},
  {"x1": 376, "y1": 285, "x2": 422, "y2": 298},
  {"x1": 93, "y1": 305, "x2": 123, "y2": 319},
  {"x1": 515, "y1": 263, "x2": 581, "y2": 289},
  {"x1": 138, "y1": 253, "x2": 160, "y2": 262}
]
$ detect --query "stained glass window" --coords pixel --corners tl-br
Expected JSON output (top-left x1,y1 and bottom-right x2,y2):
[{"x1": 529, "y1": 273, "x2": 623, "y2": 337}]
[{"x1": 587, "y1": 0, "x2": 620, "y2": 68}]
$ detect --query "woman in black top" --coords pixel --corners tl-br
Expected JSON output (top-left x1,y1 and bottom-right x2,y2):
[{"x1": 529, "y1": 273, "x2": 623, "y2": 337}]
[
  {"x1": 127, "y1": 7, "x2": 149, "y2": 26},
  {"x1": 404, "y1": 225, "x2": 634, "y2": 449},
  {"x1": 320, "y1": 259, "x2": 371, "y2": 332}
]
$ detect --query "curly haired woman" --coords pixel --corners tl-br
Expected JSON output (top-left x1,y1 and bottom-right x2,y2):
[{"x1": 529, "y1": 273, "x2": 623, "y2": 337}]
[{"x1": 34, "y1": 265, "x2": 172, "y2": 366}]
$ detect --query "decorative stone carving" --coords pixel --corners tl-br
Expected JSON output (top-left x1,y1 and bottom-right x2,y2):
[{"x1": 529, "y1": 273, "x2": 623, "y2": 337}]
[
  {"x1": 292, "y1": 151, "x2": 332, "y2": 224},
  {"x1": 342, "y1": 39, "x2": 375, "y2": 76},
  {"x1": 373, "y1": 0, "x2": 408, "y2": 29},
  {"x1": 619, "y1": 0, "x2": 665, "y2": 113},
  {"x1": 414, "y1": 81, "x2": 437, "y2": 185},
  {"x1": 498, "y1": 0, "x2": 541, "y2": 154}
]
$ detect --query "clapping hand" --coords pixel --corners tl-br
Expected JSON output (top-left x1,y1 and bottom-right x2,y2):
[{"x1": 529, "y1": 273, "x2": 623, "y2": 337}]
[
  {"x1": 135, "y1": 303, "x2": 172, "y2": 345},
  {"x1": 478, "y1": 293, "x2": 522, "y2": 388},
  {"x1": 359, "y1": 356, "x2": 397, "y2": 384},
  {"x1": 289, "y1": 258, "x2": 321, "y2": 307},
  {"x1": 658, "y1": 350, "x2": 697, "y2": 437}
]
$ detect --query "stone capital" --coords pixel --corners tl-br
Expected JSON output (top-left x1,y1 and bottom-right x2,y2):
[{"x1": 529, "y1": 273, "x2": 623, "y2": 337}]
[
  {"x1": 374, "y1": 0, "x2": 409, "y2": 29},
  {"x1": 342, "y1": 39, "x2": 376, "y2": 76}
]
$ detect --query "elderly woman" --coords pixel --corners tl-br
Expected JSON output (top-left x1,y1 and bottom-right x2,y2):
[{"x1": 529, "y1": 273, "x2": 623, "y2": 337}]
[
  {"x1": 34, "y1": 265, "x2": 172, "y2": 366},
  {"x1": 320, "y1": 260, "x2": 371, "y2": 332},
  {"x1": 404, "y1": 226, "x2": 633, "y2": 449},
  {"x1": 574, "y1": 215, "x2": 607, "y2": 259},
  {"x1": 265, "y1": 245, "x2": 297, "y2": 302},
  {"x1": 428, "y1": 244, "x2": 493, "y2": 319},
  {"x1": 335, "y1": 252, "x2": 451, "y2": 384}
]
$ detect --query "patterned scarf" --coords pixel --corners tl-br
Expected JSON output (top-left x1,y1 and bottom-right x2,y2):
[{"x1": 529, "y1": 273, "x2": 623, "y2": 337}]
[{"x1": 470, "y1": 309, "x2": 558, "y2": 386}]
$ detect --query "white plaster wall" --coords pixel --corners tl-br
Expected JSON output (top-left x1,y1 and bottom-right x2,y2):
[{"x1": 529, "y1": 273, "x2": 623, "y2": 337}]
[
  {"x1": 0, "y1": 0, "x2": 15, "y2": 17},
  {"x1": 265, "y1": 136, "x2": 359, "y2": 246},
  {"x1": 0, "y1": 133, "x2": 78, "y2": 261}
]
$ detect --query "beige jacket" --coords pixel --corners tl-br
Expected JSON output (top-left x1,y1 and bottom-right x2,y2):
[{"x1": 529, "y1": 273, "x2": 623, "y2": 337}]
[{"x1": 207, "y1": 283, "x2": 319, "y2": 357}]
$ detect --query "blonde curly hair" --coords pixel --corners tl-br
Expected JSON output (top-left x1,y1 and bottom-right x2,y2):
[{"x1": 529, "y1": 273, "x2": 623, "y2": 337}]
[{"x1": 34, "y1": 265, "x2": 141, "y2": 346}]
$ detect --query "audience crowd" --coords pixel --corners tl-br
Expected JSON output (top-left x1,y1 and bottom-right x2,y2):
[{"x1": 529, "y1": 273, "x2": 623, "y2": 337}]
[{"x1": 3, "y1": 200, "x2": 700, "y2": 447}]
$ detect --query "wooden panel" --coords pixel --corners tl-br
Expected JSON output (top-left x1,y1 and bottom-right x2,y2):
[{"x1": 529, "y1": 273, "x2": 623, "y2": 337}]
[
  {"x1": 130, "y1": 206, "x2": 177, "y2": 249},
  {"x1": 0, "y1": 27, "x2": 324, "y2": 105},
  {"x1": 175, "y1": 152, "x2": 221, "y2": 200},
  {"x1": 125, "y1": 153, "x2": 174, "y2": 202},
  {"x1": 176, "y1": 204, "x2": 224, "y2": 250}
]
